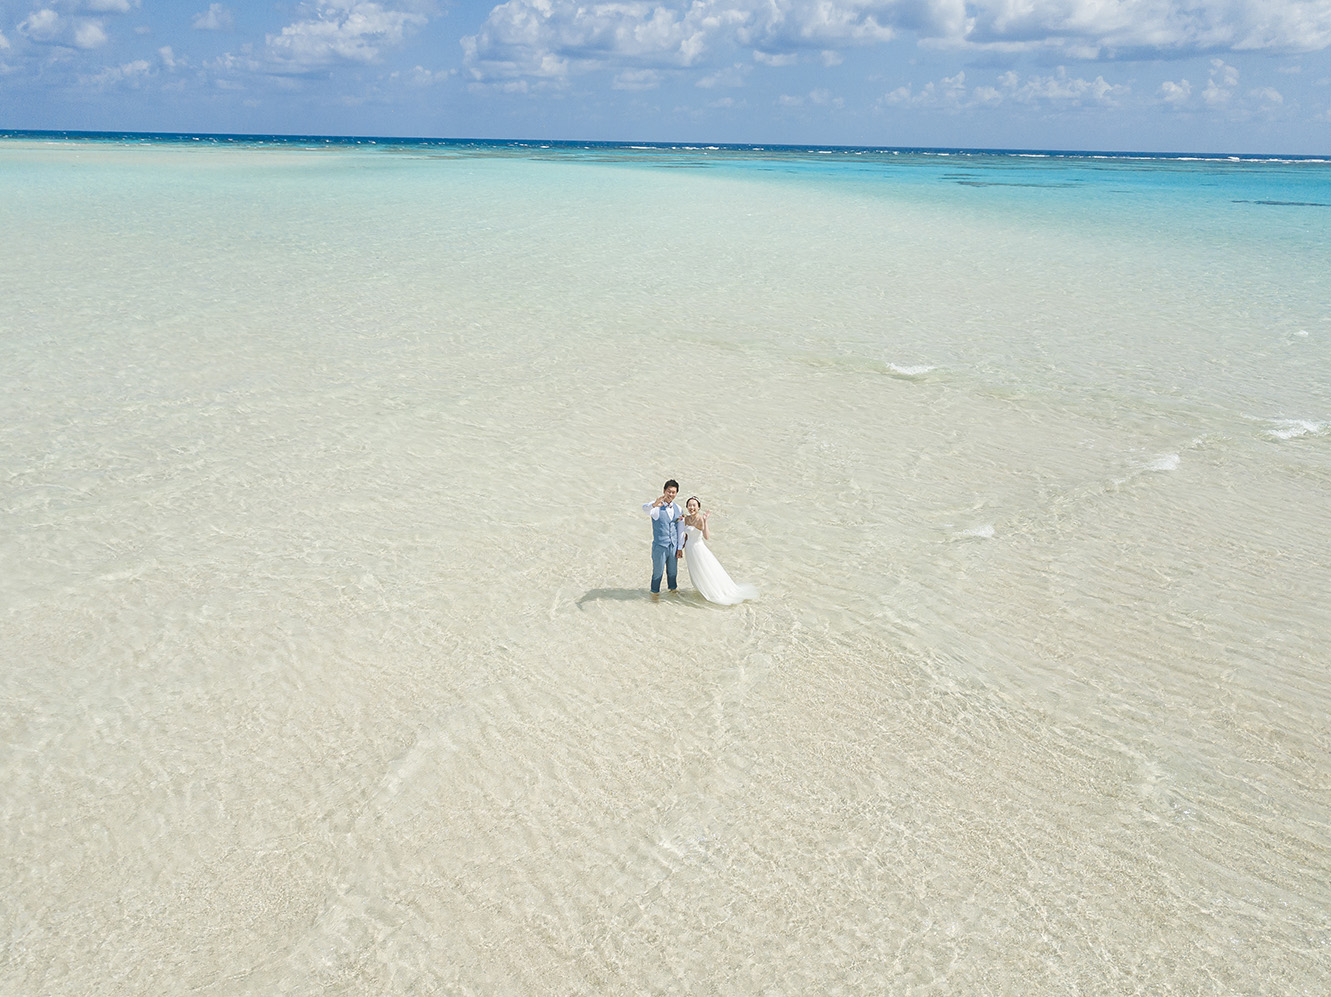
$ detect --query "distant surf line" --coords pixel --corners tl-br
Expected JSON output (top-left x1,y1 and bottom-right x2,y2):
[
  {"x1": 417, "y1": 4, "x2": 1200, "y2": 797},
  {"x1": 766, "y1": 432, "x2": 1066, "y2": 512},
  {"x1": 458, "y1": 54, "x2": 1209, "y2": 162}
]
[{"x1": 2, "y1": 129, "x2": 1328, "y2": 165}]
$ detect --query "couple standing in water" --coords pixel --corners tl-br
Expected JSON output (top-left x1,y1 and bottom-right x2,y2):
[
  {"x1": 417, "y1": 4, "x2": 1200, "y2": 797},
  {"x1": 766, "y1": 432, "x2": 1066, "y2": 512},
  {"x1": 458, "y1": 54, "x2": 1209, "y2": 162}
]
[{"x1": 642, "y1": 479, "x2": 756, "y2": 605}]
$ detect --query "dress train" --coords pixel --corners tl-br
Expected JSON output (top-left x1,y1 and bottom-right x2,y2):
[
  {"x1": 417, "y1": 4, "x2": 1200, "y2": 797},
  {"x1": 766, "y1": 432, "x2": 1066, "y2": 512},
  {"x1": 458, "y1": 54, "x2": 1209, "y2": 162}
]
[{"x1": 682, "y1": 524, "x2": 756, "y2": 605}]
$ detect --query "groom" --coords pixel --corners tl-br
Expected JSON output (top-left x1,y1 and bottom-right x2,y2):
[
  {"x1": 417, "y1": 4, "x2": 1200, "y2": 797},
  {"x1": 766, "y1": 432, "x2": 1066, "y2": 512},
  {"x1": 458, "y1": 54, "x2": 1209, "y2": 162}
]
[{"x1": 642, "y1": 478, "x2": 685, "y2": 595}]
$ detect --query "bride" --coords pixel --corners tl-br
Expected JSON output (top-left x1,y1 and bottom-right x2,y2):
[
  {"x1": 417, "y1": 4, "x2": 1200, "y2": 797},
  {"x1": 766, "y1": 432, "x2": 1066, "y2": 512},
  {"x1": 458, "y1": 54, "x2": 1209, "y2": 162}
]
[{"x1": 680, "y1": 497, "x2": 757, "y2": 605}]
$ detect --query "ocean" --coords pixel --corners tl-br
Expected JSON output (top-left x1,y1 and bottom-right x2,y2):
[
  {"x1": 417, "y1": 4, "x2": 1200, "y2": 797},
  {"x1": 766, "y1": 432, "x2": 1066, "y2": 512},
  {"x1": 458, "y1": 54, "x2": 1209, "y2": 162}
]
[{"x1": 2, "y1": 132, "x2": 1328, "y2": 994}]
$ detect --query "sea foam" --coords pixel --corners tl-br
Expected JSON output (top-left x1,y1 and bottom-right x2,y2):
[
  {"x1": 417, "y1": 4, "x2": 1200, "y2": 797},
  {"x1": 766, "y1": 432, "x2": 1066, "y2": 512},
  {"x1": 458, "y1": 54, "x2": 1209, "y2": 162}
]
[
  {"x1": 1266, "y1": 420, "x2": 1325, "y2": 440},
  {"x1": 886, "y1": 363, "x2": 937, "y2": 378}
]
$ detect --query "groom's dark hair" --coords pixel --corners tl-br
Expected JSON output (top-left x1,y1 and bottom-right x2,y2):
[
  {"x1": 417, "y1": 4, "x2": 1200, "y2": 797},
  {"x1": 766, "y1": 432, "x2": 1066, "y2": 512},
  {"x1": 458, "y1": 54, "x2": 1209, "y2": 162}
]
[{"x1": 664, "y1": 479, "x2": 679, "y2": 491}]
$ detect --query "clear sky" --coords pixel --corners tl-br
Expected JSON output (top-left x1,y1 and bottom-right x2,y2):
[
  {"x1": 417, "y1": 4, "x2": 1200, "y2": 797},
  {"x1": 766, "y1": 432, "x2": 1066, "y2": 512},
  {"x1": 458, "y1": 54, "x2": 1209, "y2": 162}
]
[{"x1": 2, "y1": 0, "x2": 1330, "y2": 152}]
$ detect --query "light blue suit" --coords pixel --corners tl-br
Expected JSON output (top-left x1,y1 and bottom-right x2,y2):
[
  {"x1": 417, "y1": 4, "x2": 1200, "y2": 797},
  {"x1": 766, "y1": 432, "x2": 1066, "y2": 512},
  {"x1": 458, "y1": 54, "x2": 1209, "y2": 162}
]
[{"x1": 643, "y1": 500, "x2": 683, "y2": 593}]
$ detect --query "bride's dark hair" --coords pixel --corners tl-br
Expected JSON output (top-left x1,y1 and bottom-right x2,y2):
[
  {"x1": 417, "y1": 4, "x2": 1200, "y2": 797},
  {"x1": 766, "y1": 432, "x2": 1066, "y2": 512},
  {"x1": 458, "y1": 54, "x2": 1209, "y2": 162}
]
[{"x1": 686, "y1": 496, "x2": 701, "y2": 509}]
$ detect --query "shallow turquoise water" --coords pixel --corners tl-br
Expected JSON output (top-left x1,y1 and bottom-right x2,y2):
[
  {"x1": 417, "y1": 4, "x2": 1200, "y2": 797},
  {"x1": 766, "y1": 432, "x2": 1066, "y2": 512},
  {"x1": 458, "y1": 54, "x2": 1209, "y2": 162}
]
[{"x1": 2, "y1": 136, "x2": 1328, "y2": 994}]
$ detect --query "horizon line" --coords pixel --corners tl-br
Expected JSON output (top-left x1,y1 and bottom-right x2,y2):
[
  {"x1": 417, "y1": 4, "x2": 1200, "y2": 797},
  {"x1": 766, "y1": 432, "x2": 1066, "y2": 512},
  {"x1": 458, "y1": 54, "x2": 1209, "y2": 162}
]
[{"x1": 2, "y1": 127, "x2": 1327, "y2": 162}]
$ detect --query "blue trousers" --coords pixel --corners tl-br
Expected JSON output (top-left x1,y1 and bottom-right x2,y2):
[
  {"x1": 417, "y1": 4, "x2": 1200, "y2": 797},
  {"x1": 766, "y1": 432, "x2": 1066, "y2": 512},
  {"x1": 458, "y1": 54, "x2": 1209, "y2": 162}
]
[{"x1": 651, "y1": 544, "x2": 679, "y2": 593}]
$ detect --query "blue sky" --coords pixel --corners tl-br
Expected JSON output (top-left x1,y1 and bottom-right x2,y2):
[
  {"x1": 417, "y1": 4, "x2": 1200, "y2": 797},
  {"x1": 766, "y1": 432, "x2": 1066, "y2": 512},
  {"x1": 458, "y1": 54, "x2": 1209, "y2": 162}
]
[{"x1": 2, "y1": 0, "x2": 1330, "y2": 151}]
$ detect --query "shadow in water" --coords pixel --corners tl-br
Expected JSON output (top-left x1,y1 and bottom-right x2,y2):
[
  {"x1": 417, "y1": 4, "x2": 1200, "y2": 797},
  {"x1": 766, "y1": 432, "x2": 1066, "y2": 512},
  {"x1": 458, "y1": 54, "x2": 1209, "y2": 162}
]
[
  {"x1": 576, "y1": 588, "x2": 651, "y2": 609},
  {"x1": 577, "y1": 588, "x2": 703, "y2": 609}
]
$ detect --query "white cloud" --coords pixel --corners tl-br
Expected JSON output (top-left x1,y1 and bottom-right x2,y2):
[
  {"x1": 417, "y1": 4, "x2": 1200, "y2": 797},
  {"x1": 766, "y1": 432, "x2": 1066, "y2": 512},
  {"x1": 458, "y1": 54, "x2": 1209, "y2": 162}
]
[
  {"x1": 1017, "y1": 70, "x2": 1126, "y2": 104},
  {"x1": 461, "y1": 0, "x2": 724, "y2": 83},
  {"x1": 461, "y1": 0, "x2": 1331, "y2": 86},
  {"x1": 820, "y1": 49, "x2": 842, "y2": 66},
  {"x1": 880, "y1": 84, "x2": 913, "y2": 106},
  {"x1": 158, "y1": 45, "x2": 178, "y2": 69},
  {"x1": 28, "y1": 0, "x2": 138, "y2": 13},
  {"x1": 18, "y1": 8, "x2": 109, "y2": 48},
  {"x1": 697, "y1": 62, "x2": 749, "y2": 88},
  {"x1": 0, "y1": 29, "x2": 10, "y2": 50},
  {"x1": 613, "y1": 67, "x2": 662, "y2": 88},
  {"x1": 476, "y1": 78, "x2": 534, "y2": 92},
  {"x1": 192, "y1": 3, "x2": 234, "y2": 31},
  {"x1": 81, "y1": 57, "x2": 150, "y2": 86},
  {"x1": 748, "y1": 0, "x2": 896, "y2": 51},
  {"x1": 262, "y1": 0, "x2": 429, "y2": 73},
  {"x1": 808, "y1": 86, "x2": 844, "y2": 107},
  {"x1": 460, "y1": 0, "x2": 904, "y2": 83},
  {"x1": 18, "y1": 9, "x2": 63, "y2": 42},
  {"x1": 1203, "y1": 58, "x2": 1239, "y2": 105},
  {"x1": 957, "y1": 0, "x2": 1331, "y2": 57},
  {"x1": 398, "y1": 64, "x2": 448, "y2": 85},
  {"x1": 880, "y1": 67, "x2": 1128, "y2": 109},
  {"x1": 878, "y1": 71, "x2": 967, "y2": 109},
  {"x1": 211, "y1": 70, "x2": 246, "y2": 89},
  {"x1": 776, "y1": 88, "x2": 843, "y2": 108},
  {"x1": 1158, "y1": 78, "x2": 1191, "y2": 104},
  {"x1": 939, "y1": 69, "x2": 967, "y2": 99},
  {"x1": 72, "y1": 18, "x2": 107, "y2": 47},
  {"x1": 1157, "y1": 64, "x2": 1290, "y2": 113}
]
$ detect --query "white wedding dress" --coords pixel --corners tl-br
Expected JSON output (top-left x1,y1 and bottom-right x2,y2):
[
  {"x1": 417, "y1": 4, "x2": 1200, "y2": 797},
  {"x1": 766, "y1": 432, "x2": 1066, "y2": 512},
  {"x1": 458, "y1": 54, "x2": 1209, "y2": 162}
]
[{"x1": 682, "y1": 524, "x2": 757, "y2": 605}]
